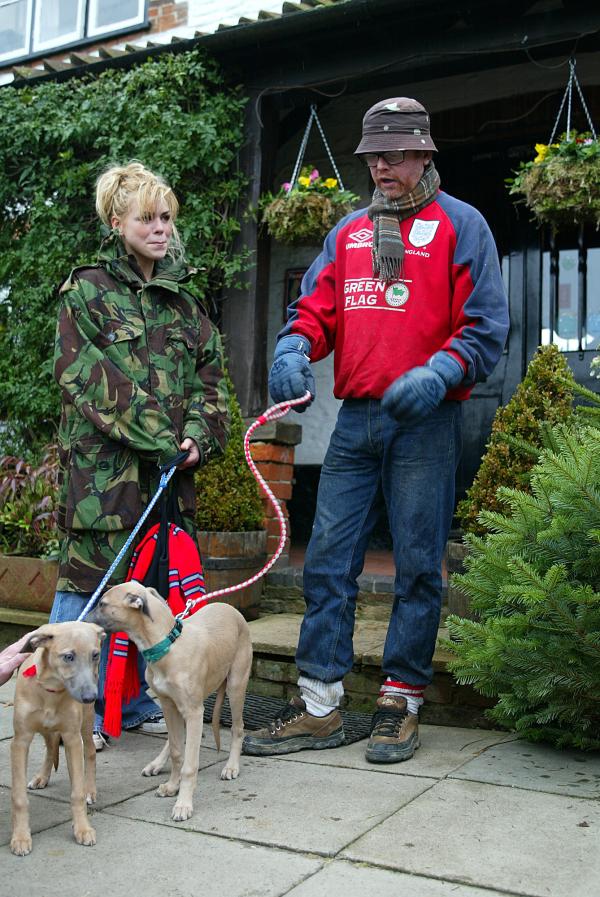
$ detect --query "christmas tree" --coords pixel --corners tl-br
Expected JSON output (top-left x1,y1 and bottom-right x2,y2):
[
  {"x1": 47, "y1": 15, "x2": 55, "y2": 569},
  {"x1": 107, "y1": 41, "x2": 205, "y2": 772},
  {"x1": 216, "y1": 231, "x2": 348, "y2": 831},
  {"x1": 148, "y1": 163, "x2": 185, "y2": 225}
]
[{"x1": 447, "y1": 423, "x2": 600, "y2": 749}]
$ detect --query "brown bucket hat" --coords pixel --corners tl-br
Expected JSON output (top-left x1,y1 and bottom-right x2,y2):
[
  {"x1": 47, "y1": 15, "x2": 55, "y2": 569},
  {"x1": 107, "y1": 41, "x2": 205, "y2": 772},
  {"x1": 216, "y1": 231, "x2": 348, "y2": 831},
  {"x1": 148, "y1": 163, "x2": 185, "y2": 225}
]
[{"x1": 354, "y1": 97, "x2": 437, "y2": 154}]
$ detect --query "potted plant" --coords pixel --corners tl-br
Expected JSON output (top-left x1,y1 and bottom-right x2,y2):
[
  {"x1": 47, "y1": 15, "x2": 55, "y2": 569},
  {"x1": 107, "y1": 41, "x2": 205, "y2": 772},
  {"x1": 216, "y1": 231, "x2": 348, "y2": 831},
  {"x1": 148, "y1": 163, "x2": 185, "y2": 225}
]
[
  {"x1": 195, "y1": 376, "x2": 267, "y2": 621},
  {"x1": 507, "y1": 130, "x2": 600, "y2": 229},
  {"x1": 448, "y1": 345, "x2": 575, "y2": 618},
  {"x1": 259, "y1": 165, "x2": 359, "y2": 245},
  {"x1": 0, "y1": 445, "x2": 60, "y2": 616}
]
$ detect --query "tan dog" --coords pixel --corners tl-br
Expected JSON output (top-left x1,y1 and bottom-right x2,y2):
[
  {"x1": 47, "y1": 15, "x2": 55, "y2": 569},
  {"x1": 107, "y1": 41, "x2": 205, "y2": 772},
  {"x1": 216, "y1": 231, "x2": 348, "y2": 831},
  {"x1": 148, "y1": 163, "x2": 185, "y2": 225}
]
[
  {"x1": 90, "y1": 582, "x2": 253, "y2": 821},
  {"x1": 10, "y1": 621, "x2": 105, "y2": 856}
]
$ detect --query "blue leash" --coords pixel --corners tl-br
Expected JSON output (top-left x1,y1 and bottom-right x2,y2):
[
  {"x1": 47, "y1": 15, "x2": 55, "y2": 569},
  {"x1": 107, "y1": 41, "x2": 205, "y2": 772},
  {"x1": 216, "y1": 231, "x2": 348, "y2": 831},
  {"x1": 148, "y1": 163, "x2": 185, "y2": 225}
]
[{"x1": 76, "y1": 465, "x2": 178, "y2": 622}]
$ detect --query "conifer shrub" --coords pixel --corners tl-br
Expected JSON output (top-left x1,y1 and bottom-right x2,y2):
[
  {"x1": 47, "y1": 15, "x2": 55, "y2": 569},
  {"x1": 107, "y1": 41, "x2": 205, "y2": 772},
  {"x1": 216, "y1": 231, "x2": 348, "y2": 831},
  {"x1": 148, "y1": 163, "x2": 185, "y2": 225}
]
[
  {"x1": 447, "y1": 426, "x2": 600, "y2": 749},
  {"x1": 194, "y1": 377, "x2": 264, "y2": 533},
  {"x1": 456, "y1": 345, "x2": 575, "y2": 536}
]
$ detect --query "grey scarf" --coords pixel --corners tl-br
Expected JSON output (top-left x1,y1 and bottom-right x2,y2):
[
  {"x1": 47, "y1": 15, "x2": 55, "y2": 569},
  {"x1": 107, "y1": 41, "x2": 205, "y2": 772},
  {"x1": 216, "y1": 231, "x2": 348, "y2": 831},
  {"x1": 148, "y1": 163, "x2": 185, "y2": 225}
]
[{"x1": 368, "y1": 161, "x2": 440, "y2": 281}]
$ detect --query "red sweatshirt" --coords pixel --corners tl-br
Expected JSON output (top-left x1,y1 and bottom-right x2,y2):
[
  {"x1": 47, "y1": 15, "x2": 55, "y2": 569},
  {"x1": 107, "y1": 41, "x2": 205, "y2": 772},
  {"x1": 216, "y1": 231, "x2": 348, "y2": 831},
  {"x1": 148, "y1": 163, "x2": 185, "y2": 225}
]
[{"x1": 280, "y1": 191, "x2": 509, "y2": 401}]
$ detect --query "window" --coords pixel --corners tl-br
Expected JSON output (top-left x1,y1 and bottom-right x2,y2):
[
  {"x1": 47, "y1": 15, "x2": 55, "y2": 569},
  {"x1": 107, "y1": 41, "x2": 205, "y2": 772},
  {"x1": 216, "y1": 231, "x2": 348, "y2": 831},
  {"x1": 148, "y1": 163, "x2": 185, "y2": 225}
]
[
  {"x1": 541, "y1": 233, "x2": 600, "y2": 352},
  {"x1": 0, "y1": 0, "x2": 146, "y2": 63}
]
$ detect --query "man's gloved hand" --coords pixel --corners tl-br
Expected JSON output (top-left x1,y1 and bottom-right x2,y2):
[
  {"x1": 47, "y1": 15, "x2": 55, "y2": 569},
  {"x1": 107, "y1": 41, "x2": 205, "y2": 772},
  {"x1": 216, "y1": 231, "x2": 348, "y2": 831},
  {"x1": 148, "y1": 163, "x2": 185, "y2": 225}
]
[
  {"x1": 268, "y1": 335, "x2": 315, "y2": 412},
  {"x1": 382, "y1": 351, "x2": 464, "y2": 423}
]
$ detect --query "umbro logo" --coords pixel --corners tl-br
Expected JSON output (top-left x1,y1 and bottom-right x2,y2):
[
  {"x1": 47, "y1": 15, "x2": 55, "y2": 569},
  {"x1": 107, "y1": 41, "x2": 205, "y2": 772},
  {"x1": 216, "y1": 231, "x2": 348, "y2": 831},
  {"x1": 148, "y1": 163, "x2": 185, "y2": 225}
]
[{"x1": 348, "y1": 228, "x2": 372, "y2": 242}]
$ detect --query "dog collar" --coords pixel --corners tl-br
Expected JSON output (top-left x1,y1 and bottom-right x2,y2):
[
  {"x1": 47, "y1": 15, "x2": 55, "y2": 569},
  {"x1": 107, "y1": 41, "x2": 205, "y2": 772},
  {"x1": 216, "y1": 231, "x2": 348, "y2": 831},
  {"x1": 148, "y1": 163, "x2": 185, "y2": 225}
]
[
  {"x1": 22, "y1": 665, "x2": 65, "y2": 692},
  {"x1": 141, "y1": 620, "x2": 183, "y2": 664}
]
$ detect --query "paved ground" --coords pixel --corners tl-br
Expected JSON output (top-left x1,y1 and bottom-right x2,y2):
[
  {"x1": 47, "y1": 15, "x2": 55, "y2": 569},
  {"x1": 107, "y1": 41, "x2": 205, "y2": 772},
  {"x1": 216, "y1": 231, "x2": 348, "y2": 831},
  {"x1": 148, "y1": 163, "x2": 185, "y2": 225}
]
[{"x1": 1, "y1": 673, "x2": 598, "y2": 897}]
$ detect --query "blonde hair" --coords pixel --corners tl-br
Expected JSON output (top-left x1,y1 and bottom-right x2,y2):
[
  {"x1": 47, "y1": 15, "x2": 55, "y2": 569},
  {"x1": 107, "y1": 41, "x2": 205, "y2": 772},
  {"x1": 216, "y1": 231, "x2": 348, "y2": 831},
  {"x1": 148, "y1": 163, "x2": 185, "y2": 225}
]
[{"x1": 95, "y1": 161, "x2": 182, "y2": 257}]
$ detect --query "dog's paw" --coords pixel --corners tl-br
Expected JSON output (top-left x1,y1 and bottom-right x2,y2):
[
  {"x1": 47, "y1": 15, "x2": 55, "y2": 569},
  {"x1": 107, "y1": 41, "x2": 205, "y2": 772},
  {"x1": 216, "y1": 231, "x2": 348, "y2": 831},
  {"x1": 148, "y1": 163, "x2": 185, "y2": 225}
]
[
  {"x1": 156, "y1": 781, "x2": 179, "y2": 798},
  {"x1": 10, "y1": 833, "x2": 32, "y2": 856},
  {"x1": 73, "y1": 824, "x2": 96, "y2": 847},
  {"x1": 171, "y1": 801, "x2": 194, "y2": 822},
  {"x1": 142, "y1": 760, "x2": 163, "y2": 777},
  {"x1": 220, "y1": 764, "x2": 240, "y2": 781},
  {"x1": 27, "y1": 774, "x2": 49, "y2": 790},
  {"x1": 86, "y1": 791, "x2": 97, "y2": 806}
]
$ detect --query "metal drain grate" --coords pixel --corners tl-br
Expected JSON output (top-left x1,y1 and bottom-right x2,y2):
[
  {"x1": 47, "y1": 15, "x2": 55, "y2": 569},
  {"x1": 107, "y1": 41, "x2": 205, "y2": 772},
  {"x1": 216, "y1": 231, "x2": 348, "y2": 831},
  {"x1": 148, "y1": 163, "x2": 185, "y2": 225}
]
[{"x1": 203, "y1": 692, "x2": 372, "y2": 745}]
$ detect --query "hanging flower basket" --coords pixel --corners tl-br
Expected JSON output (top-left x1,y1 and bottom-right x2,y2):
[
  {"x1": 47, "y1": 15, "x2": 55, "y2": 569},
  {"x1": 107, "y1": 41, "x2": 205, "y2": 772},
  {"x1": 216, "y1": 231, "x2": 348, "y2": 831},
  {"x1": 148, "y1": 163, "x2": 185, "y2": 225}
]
[
  {"x1": 507, "y1": 130, "x2": 600, "y2": 229},
  {"x1": 260, "y1": 166, "x2": 359, "y2": 245}
]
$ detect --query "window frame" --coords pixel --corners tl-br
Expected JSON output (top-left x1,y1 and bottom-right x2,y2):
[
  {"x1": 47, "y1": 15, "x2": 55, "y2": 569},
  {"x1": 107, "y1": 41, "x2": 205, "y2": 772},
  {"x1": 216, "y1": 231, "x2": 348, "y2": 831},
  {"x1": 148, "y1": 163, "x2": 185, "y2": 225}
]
[
  {"x1": 0, "y1": 0, "x2": 148, "y2": 65},
  {"x1": 31, "y1": 0, "x2": 86, "y2": 54},
  {"x1": 0, "y1": 0, "x2": 34, "y2": 62}
]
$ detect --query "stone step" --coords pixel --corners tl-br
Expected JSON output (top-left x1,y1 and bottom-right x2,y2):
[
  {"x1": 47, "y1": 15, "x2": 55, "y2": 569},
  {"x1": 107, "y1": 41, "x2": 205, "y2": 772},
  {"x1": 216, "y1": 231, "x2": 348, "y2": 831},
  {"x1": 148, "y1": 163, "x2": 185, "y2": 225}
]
[{"x1": 247, "y1": 613, "x2": 494, "y2": 729}]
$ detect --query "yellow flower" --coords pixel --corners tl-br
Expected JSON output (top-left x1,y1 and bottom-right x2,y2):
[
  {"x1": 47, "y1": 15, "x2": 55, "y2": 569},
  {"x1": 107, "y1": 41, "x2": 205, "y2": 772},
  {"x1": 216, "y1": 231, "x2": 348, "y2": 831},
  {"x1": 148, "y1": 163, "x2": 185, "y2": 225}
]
[
  {"x1": 324, "y1": 178, "x2": 338, "y2": 188},
  {"x1": 298, "y1": 176, "x2": 310, "y2": 187},
  {"x1": 533, "y1": 143, "x2": 549, "y2": 164}
]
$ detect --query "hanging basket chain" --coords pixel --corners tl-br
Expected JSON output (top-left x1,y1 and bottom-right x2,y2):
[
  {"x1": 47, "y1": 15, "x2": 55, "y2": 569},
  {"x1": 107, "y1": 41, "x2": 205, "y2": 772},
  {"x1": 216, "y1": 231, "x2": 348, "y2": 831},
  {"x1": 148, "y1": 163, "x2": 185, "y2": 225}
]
[
  {"x1": 289, "y1": 104, "x2": 345, "y2": 191},
  {"x1": 549, "y1": 58, "x2": 597, "y2": 145}
]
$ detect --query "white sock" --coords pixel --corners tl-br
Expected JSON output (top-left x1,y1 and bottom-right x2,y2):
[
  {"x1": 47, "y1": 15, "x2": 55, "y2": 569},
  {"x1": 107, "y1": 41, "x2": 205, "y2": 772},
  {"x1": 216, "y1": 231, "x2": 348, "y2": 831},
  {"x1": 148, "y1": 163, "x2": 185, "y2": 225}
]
[
  {"x1": 381, "y1": 679, "x2": 424, "y2": 716},
  {"x1": 298, "y1": 675, "x2": 343, "y2": 717}
]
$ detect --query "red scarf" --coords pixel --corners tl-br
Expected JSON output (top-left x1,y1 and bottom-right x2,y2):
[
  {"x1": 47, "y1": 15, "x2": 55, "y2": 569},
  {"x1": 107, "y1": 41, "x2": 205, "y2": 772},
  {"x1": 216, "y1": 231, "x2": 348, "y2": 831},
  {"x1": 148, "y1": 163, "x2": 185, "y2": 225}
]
[{"x1": 102, "y1": 524, "x2": 207, "y2": 737}]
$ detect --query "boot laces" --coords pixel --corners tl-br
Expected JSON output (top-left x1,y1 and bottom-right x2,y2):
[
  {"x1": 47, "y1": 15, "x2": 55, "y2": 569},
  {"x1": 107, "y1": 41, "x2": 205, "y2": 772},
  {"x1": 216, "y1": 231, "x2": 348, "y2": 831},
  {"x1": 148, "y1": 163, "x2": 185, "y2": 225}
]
[{"x1": 370, "y1": 705, "x2": 407, "y2": 738}]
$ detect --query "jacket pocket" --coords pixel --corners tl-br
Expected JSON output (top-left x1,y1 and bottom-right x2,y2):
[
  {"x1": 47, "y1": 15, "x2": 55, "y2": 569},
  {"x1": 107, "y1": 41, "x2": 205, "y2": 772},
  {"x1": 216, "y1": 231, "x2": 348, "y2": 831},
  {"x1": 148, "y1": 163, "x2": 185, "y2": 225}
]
[{"x1": 64, "y1": 438, "x2": 142, "y2": 531}]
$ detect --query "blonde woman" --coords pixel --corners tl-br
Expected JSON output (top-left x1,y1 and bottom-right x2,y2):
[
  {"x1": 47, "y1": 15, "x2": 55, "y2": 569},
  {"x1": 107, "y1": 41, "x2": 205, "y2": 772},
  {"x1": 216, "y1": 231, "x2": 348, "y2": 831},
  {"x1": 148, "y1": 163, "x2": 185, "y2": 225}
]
[{"x1": 49, "y1": 162, "x2": 229, "y2": 747}]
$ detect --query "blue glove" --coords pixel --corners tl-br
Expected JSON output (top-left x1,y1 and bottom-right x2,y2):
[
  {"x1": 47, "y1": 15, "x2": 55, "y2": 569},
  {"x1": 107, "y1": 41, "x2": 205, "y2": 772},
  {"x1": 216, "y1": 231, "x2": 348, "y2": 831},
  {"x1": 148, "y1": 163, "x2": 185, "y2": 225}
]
[
  {"x1": 382, "y1": 351, "x2": 464, "y2": 423},
  {"x1": 268, "y1": 335, "x2": 315, "y2": 412}
]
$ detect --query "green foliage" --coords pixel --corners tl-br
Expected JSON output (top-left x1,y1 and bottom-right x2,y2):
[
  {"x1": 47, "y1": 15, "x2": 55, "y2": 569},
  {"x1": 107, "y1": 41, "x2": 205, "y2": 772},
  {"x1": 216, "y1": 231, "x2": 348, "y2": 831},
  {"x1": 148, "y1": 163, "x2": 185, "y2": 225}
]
[
  {"x1": 195, "y1": 377, "x2": 264, "y2": 532},
  {"x1": 0, "y1": 446, "x2": 59, "y2": 558},
  {"x1": 507, "y1": 131, "x2": 600, "y2": 228},
  {"x1": 447, "y1": 426, "x2": 600, "y2": 749},
  {"x1": 457, "y1": 345, "x2": 575, "y2": 535},
  {"x1": 259, "y1": 165, "x2": 359, "y2": 245},
  {"x1": 0, "y1": 49, "x2": 248, "y2": 453}
]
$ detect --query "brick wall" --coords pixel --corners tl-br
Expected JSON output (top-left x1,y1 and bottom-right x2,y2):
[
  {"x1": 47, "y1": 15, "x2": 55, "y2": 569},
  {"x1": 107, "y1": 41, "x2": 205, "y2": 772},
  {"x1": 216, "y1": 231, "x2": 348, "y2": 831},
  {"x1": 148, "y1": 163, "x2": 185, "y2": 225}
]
[
  {"x1": 148, "y1": 0, "x2": 189, "y2": 33},
  {"x1": 250, "y1": 442, "x2": 295, "y2": 563}
]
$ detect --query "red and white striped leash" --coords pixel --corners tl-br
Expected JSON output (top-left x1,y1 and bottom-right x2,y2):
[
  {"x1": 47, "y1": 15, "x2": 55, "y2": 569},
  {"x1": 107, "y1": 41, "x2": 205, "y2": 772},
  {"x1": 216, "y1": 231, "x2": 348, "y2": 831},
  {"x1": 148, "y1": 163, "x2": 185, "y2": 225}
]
[{"x1": 176, "y1": 390, "x2": 312, "y2": 620}]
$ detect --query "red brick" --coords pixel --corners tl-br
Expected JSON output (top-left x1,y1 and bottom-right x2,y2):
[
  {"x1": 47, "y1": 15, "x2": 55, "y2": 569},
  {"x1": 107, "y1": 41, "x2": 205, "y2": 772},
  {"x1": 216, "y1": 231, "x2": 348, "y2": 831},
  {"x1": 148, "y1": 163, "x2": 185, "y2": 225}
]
[
  {"x1": 255, "y1": 461, "x2": 294, "y2": 482},
  {"x1": 251, "y1": 443, "x2": 294, "y2": 464},
  {"x1": 268, "y1": 481, "x2": 292, "y2": 500}
]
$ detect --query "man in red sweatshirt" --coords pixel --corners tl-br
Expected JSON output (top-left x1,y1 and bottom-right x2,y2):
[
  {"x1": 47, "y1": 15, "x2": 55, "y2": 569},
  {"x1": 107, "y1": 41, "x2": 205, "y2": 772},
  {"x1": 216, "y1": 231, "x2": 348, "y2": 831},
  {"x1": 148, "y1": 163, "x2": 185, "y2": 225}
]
[{"x1": 243, "y1": 98, "x2": 509, "y2": 763}]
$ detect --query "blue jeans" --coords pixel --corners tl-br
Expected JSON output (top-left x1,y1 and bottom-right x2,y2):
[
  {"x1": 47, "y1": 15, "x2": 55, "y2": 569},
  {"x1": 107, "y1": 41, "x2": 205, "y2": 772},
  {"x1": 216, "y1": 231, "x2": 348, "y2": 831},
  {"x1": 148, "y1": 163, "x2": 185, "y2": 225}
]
[
  {"x1": 296, "y1": 398, "x2": 462, "y2": 688},
  {"x1": 50, "y1": 591, "x2": 162, "y2": 731}
]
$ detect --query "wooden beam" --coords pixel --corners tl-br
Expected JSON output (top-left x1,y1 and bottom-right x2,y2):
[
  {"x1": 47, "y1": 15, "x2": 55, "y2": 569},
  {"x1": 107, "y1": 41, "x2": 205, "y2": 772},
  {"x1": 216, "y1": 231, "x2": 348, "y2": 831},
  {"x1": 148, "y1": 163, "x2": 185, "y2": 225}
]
[{"x1": 220, "y1": 92, "x2": 278, "y2": 417}]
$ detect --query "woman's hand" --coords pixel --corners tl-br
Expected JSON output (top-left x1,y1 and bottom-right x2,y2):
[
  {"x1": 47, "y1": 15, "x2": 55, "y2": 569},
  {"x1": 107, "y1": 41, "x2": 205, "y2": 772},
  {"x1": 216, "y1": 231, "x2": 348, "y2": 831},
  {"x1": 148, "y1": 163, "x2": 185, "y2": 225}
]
[
  {"x1": 178, "y1": 437, "x2": 200, "y2": 469},
  {"x1": 0, "y1": 633, "x2": 33, "y2": 687}
]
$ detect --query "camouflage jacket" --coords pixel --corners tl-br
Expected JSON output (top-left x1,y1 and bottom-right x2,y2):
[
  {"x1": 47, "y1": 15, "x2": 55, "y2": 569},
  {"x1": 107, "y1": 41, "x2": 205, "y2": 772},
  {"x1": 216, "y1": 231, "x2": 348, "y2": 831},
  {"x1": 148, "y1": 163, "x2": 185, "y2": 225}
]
[{"x1": 54, "y1": 236, "x2": 230, "y2": 593}]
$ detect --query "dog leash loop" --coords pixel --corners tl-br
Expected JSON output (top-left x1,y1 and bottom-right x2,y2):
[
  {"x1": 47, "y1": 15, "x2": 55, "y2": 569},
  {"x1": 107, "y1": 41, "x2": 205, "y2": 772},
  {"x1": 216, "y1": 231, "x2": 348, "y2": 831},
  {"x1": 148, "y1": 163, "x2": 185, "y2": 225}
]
[{"x1": 176, "y1": 390, "x2": 312, "y2": 620}]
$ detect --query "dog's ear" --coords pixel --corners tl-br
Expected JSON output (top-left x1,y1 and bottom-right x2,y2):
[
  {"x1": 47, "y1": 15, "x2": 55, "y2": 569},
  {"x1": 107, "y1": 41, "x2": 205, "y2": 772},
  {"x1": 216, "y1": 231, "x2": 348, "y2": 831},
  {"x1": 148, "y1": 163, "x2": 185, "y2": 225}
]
[
  {"x1": 88, "y1": 623, "x2": 107, "y2": 642},
  {"x1": 125, "y1": 591, "x2": 152, "y2": 618},
  {"x1": 22, "y1": 625, "x2": 55, "y2": 653},
  {"x1": 146, "y1": 587, "x2": 167, "y2": 605}
]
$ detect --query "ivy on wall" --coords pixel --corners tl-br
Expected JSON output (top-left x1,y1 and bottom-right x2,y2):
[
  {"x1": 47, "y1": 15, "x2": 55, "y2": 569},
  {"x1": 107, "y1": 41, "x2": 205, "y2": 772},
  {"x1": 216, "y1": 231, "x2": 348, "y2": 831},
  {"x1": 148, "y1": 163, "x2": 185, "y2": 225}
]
[{"x1": 0, "y1": 49, "x2": 248, "y2": 453}]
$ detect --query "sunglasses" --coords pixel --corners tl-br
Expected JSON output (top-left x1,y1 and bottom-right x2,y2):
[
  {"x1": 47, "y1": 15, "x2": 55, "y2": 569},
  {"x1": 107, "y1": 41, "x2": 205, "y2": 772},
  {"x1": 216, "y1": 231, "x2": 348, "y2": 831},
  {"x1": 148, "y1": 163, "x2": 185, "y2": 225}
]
[{"x1": 359, "y1": 151, "x2": 406, "y2": 166}]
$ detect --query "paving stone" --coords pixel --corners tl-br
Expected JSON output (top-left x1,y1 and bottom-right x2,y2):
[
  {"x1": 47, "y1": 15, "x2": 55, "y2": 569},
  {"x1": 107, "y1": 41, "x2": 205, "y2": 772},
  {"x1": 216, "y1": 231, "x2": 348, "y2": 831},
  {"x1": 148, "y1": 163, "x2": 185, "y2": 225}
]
[
  {"x1": 1, "y1": 702, "x2": 14, "y2": 741},
  {"x1": 0, "y1": 785, "x2": 73, "y2": 849},
  {"x1": 0, "y1": 675, "x2": 17, "y2": 703},
  {"x1": 451, "y1": 737, "x2": 600, "y2": 798},
  {"x1": 4, "y1": 813, "x2": 323, "y2": 897},
  {"x1": 106, "y1": 755, "x2": 432, "y2": 856},
  {"x1": 342, "y1": 778, "x2": 600, "y2": 897},
  {"x1": 0, "y1": 730, "x2": 224, "y2": 808},
  {"x1": 286, "y1": 860, "x2": 516, "y2": 897},
  {"x1": 269, "y1": 724, "x2": 512, "y2": 779}
]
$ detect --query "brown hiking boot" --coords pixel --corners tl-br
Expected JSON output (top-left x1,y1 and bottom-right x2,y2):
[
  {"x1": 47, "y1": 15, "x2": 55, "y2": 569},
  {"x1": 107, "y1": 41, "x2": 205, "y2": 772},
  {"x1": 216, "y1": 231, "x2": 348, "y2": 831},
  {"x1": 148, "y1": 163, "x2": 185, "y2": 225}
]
[
  {"x1": 242, "y1": 696, "x2": 345, "y2": 756},
  {"x1": 365, "y1": 694, "x2": 420, "y2": 763}
]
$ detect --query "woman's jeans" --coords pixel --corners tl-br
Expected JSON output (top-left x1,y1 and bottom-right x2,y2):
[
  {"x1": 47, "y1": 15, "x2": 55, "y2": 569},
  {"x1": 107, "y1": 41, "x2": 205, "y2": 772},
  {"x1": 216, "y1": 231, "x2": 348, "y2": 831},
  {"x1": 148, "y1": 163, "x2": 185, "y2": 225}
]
[
  {"x1": 296, "y1": 398, "x2": 462, "y2": 688},
  {"x1": 50, "y1": 590, "x2": 161, "y2": 731}
]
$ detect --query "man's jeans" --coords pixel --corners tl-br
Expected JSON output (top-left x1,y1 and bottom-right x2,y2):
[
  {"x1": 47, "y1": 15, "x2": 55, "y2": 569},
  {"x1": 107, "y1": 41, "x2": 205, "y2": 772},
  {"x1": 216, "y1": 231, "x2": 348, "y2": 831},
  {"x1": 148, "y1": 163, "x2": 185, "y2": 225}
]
[
  {"x1": 50, "y1": 591, "x2": 161, "y2": 732},
  {"x1": 296, "y1": 398, "x2": 462, "y2": 687}
]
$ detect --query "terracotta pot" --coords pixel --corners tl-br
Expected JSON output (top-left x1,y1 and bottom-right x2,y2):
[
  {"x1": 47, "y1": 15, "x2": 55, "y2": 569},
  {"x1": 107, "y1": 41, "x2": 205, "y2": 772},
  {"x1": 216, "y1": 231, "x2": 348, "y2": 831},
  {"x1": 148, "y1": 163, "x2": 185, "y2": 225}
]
[
  {"x1": 0, "y1": 555, "x2": 58, "y2": 614},
  {"x1": 197, "y1": 530, "x2": 267, "y2": 621}
]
